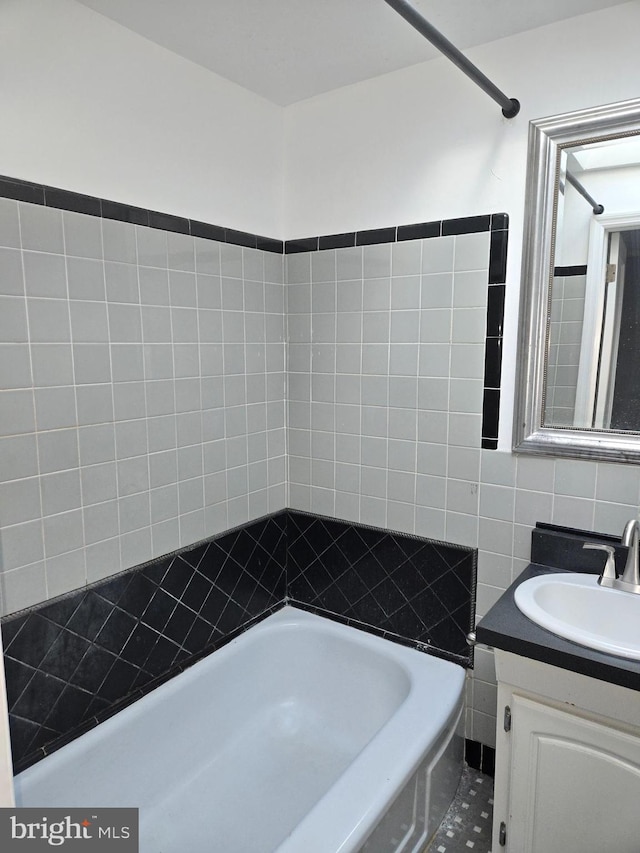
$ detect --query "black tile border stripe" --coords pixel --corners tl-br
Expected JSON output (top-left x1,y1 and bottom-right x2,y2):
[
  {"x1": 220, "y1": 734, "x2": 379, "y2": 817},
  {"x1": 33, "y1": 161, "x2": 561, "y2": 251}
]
[
  {"x1": 0, "y1": 173, "x2": 508, "y2": 260},
  {"x1": 0, "y1": 174, "x2": 285, "y2": 254},
  {"x1": 554, "y1": 264, "x2": 588, "y2": 276},
  {"x1": 285, "y1": 212, "x2": 507, "y2": 254},
  {"x1": 482, "y1": 216, "x2": 509, "y2": 446}
]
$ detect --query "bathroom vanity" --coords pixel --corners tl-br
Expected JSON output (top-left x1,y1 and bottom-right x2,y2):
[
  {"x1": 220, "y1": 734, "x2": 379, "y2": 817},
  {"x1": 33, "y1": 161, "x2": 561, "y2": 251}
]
[{"x1": 477, "y1": 560, "x2": 640, "y2": 853}]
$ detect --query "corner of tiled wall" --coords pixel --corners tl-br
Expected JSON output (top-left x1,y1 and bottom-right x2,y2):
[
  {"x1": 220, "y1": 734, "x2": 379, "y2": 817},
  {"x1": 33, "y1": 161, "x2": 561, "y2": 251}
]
[{"x1": 284, "y1": 229, "x2": 640, "y2": 750}]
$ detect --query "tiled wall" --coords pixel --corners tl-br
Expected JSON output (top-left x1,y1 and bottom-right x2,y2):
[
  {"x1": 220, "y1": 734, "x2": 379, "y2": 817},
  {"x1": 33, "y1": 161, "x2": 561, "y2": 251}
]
[
  {"x1": 547, "y1": 267, "x2": 587, "y2": 426},
  {"x1": 283, "y1": 233, "x2": 640, "y2": 748},
  {"x1": 4, "y1": 177, "x2": 640, "y2": 752},
  {"x1": 0, "y1": 195, "x2": 287, "y2": 615},
  {"x1": 287, "y1": 509, "x2": 475, "y2": 663},
  {"x1": 285, "y1": 222, "x2": 503, "y2": 530}
]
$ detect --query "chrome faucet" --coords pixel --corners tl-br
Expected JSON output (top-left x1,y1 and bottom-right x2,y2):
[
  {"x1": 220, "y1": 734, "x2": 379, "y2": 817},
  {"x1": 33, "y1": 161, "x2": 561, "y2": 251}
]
[
  {"x1": 583, "y1": 519, "x2": 640, "y2": 595},
  {"x1": 620, "y1": 519, "x2": 640, "y2": 590}
]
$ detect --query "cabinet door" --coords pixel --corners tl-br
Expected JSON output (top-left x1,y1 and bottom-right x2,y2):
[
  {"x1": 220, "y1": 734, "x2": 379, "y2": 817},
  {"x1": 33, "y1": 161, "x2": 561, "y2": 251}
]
[{"x1": 508, "y1": 694, "x2": 640, "y2": 853}]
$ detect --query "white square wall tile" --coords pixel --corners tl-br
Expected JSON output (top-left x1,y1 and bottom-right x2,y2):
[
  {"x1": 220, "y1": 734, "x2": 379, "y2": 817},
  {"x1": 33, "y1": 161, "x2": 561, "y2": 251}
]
[
  {"x1": 453, "y1": 232, "x2": 490, "y2": 271},
  {"x1": 23, "y1": 252, "x2": 67, "y2": 298},
  {"x1": 102, "y1": 218, "x2": 137, "y2": 264},
  {"x1": 63, "y1": 210, "x2": 103, "y2": 260},
  {"x1": 0, "y1": 519, "x2": 44, "y2": 571},
  {"x1": 421, "y1": 235, "x2": 454, "y2": 274},
  {"x1": 554, "y1": 458, "x2": 597, "y2": 498},
  {"x1": 0, "y1": 477, "x2": 41, "y2": 526},
  {"x1": 0, "y1": 199, "x2": 20, "y2": 249},
  {"x1": 19, "y1": 204, "x2": 64, "y2": 253},
  {"x1": 0, "y1": 344, "x2": 32, "y2": 389},
  {"x1": 0, "y1": 247, "x2": 25, "y2": 295},
  {"x1": 0, "y1": 389, "x2": 35, "y2": 436},
  {"x1": 43, "y1": 509, "x2": 84, "y2": 558}
]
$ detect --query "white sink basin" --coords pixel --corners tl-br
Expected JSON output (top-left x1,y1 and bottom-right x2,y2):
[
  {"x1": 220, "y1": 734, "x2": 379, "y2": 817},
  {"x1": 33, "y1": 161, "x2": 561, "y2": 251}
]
[{"x1": 514, "y1": 572, "x2": 640, "y2": 660}]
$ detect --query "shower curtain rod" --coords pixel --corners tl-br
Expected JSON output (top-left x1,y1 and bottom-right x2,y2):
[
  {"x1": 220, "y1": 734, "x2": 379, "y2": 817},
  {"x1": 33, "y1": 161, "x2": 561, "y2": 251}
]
[
  {"x1": 383, "y1": 0, "x2": 520, "y2": 118},
  {"x1": 565, "y1": 170, "x2": 604, "y2": 215}
]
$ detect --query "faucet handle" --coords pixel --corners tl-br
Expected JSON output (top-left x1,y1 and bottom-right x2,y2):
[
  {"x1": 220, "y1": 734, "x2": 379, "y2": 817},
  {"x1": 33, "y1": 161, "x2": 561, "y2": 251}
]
[{"x1": 583, "y1": 542, "x2": 617, "y2": 582}]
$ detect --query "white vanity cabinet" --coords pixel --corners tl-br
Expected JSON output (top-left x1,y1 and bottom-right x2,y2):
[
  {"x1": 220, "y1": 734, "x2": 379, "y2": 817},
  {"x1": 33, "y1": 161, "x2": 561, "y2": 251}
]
[{"x1": 492, "y1": 650, "x2": 640, "y2": 853}]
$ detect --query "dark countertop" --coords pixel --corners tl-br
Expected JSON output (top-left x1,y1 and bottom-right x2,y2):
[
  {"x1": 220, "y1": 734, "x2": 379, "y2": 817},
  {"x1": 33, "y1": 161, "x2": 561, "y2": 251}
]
[{"x1": 476, "y1": 563, "x2": 640, "y2": 692}]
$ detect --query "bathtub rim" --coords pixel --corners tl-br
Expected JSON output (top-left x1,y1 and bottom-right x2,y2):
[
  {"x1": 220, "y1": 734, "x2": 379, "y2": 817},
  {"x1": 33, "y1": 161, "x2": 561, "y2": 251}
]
[
  {"x1": 272, "y1": 608, "x2": 465, "y2": 852},
  {"x1": 14, "y1": 604, "x2": 465, "y2": 853}
]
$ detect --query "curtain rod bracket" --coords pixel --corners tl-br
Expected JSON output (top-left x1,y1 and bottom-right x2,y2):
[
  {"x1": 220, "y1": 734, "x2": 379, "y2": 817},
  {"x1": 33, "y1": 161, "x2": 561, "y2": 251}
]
[
  {"x1": 384, "y1": 0, "x2": 520, "y2": 119},
  {"x1": 503, "y1": 99, "x2": 521, "y2": 120},
  {"x1": 565, "y1": 170, "x2": 604, "y2": 215}
]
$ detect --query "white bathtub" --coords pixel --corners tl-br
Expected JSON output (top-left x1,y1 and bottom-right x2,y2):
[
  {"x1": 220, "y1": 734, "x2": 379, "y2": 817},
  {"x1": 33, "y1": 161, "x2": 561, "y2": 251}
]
[{"x1": 14, "y1": 606, "x2": 465, "y2": 853}]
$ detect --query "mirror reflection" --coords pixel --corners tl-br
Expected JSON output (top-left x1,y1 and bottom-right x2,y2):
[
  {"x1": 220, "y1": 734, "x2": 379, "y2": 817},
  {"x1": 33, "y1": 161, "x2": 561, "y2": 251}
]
[{"x1": 544, "y1": 133, "x2": 640, "y2": 431}]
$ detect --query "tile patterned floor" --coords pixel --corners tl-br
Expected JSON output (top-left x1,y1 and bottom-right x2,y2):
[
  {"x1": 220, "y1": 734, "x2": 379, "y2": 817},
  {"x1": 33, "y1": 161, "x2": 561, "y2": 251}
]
[{"x1": 425, "y1": 766, "x2": 494, "y2": 853}]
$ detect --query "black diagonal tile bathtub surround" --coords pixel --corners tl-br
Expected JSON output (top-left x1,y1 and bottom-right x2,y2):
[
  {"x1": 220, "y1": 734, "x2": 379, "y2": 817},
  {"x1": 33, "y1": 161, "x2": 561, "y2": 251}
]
[
  {"x1": 286, "y1": 511, "x2": 476, "y2": 665},
  {"x1": 3, "y1": 510, "x2": 475, "y2": 774},
  {"x1": 2, "y1": 513, "x2": 287, "y2": 774}
]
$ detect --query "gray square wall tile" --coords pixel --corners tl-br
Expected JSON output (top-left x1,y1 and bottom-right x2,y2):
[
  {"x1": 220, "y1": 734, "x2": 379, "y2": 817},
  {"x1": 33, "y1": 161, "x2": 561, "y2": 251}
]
[
  {"x1": 19, "y1": 204, "x2": 64, "y2": 253},
  {"x1": 0, "y1": 248, "x2": 25, "y2": 295},
  {"x1": 102, "y1": 219, "x2": 137, "y2": 264},
  {"x1": 0, "y1": 199, "x2": 20, "y2": 248},
  {"x1": 63, "y1": 210, "x2": 103, "y2": 259},
  {"x1": 454, "y1": 231, "x2": 490, "y2": 271}
]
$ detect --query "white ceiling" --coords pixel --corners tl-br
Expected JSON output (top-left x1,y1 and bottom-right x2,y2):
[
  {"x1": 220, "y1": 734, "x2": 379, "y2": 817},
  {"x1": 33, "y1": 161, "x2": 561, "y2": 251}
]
[{"x1": 76, "y1": 0, "x2": 625, "y2": 105}]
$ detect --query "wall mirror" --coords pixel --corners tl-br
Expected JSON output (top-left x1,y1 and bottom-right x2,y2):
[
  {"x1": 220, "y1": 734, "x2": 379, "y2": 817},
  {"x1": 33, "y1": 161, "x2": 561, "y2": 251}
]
[{"x1": 514, "y1": 97, "x2": 640, "y2": 462}]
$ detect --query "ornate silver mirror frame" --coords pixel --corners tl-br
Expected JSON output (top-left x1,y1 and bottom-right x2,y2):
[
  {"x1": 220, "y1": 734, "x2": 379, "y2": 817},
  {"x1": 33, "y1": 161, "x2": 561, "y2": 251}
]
[{"x1": 514, "y1": 97, "x2": 640, "y2": 463}]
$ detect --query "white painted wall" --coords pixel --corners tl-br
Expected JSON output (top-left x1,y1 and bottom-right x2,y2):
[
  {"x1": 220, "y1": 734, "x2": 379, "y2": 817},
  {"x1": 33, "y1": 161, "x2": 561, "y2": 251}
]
[
  {"x1": 283, "y1": 1, "x2": 640, "y2": 450},
  {"x1": 0, "y1": 0, "x2": 284, "y2": 237}
]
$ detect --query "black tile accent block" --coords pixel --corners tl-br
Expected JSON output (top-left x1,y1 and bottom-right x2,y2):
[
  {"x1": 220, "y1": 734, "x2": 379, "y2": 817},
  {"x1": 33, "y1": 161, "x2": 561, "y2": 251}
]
[
  {"x1": 285, "y1": 237, "x2": 319, "y2": 254},
  {"x1": 489, "y1": 227, "x2": 509, "y2": 284},
  {"x1": 465, "y1": 738, "x2": 496, "y2": 778},
  {"x1": 319, "y1": 232, "x2": 356, "y2": 250},
  {"x1": 286, "y1": 510, "x2": 476, "y2": 664},
  {"x1": 491, "y1": 213, "x2": 509, "y2": 231},
  {"x1": 356, "y1": 227, "x2": 397, "y2": 246},
  {"x1": 224, "y1": 228, "x2": 257, "y2": 249},
  {"x1": 481, "y1": 745, "x2": 496, "y2": 777},
  {"x1": 2, "y1": 512, "x2": 287, "y2": 773},
  {"x1": 0, "y1": 175, "x2": 45, "y2": 205},
  {"x1": 101, "y1": 199, "x2": 149, "y2": 226},
  {"x1": 189, "y1": 219, "x2": 226, "y2": 242},
  {"x1": 44, "y1": 187, "x2": 101, "y2": 217},
  {"x1": 554, "y1": 264, "x2": 588, "y2": 276},
  {"x1": 397, "y1": 221, "x2": 440, "y2": 241},
  {"x1": 481, "y1": 438, "x2": 499, "y2": 450},
  {"x1": 530, "y1": 522, "x2": 625, "y2": 574},
  {"x1": 482, "y1": 389, "x2": 500, "y2": 440},
  {"x1": 442, "y1": 215, "x2": 491, "y2": 236},
  {"x1": 465, "y1": 737, "x2": 482, "y2": 770},
  {"x1": 256, "y1": 236, "x2": 285, "y2": 254},
  {"x1": 486, "y1": 285, "x2": 505, "y2": 338},
  {"x1": 148, "y1": 210, "x2": 189, "y2": 234},
  {"x1": 484, "y1": 337, "x2": 503, "y2": 389}
]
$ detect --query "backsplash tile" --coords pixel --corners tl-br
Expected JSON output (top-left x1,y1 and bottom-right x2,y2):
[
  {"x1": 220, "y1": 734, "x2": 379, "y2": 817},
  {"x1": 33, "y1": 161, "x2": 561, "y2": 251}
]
[{"x1": 286, "y1": 510, "x2": 475, "y2": 663}]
